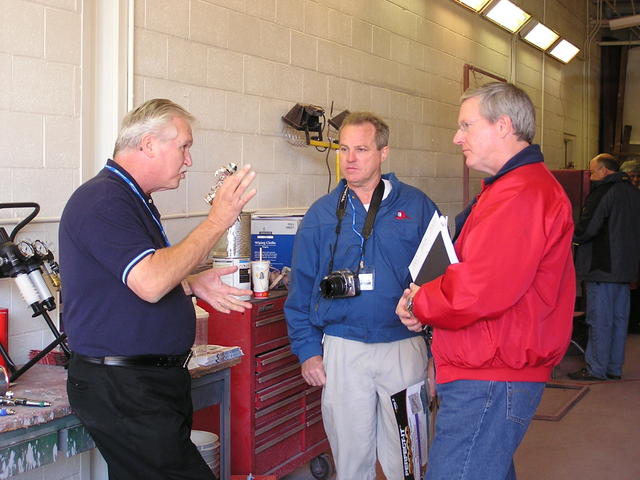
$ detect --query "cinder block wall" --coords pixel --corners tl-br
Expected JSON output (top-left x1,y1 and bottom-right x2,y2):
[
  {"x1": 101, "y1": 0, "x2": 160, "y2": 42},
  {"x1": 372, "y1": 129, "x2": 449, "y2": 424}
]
[
  {"x1": 133, "y1": 0, "x2": 598, "y2": 230},
  {"x1": 1, "y1": 1, "x2": 598, "y2": 476}
]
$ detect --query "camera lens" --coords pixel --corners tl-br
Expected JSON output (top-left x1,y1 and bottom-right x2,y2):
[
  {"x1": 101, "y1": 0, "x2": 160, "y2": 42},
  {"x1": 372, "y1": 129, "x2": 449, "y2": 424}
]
[{"x1": 320, "y1": 276, "x2": 346, "y2": 298}]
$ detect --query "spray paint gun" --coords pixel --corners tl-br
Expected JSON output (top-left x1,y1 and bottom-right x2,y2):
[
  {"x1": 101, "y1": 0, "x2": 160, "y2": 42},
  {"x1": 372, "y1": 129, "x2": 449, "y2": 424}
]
[
  {"x1": 203, "y1": 163, "x2": 238, "y2": 205},
  {"x1": 0, "y1": 366, "x2": 51, "y2": 408}
]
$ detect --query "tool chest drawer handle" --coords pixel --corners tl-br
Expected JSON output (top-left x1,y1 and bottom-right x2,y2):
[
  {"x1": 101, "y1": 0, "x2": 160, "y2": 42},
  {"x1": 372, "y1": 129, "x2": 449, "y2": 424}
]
[
  {"x1": 255, "y1": 409, "x2": 304, "y2": 436},
  {"x1": 258, "y1": 378, "x2": 307, "y2": 401},
  {"x1": 255, "y1": 424, "x2": 305, "y2": 454},
  {"x1": 255, "y1": 314, "x2": 285, "y2": 327},
  {"x1": 255, "y1": 391, "x2": 306, "y2": 418},
  {"x1": 306, "y1": 415, "x2": 323, "y2": 427},
  {"x1": 257, "y1": 302, "x2": 277, "y2": 314},
  {"x1": 257, "y1": 349, "x2": 293, "y2": 365},
  {"x1": 306, "y1": 398, "x2": 321, "y2": 410},
  {"x1": 257, "y1": 363, "x2": 300, "y2": 384}
]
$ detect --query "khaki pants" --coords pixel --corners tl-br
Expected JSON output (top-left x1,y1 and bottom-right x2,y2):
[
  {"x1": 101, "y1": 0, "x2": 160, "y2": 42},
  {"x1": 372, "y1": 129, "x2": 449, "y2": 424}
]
[{"x1": 322, "y1": 335, "x2": 428, "y2": 480}]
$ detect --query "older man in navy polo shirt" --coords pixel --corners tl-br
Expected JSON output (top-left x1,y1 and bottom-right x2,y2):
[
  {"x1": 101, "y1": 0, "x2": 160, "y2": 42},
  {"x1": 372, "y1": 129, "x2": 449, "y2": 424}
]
[{"x1": 59, "y1": 99, "x2": 256, "y2": 480}]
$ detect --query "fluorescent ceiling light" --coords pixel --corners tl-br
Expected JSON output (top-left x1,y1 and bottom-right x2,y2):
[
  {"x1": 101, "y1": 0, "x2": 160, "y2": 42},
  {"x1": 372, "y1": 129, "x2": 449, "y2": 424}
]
[
  {"x1": 483, "y1": 0, "x2": 531, "y2": 33},
  {"x1": 454, "y1": 0, "x2": 491, "y2": 11},
  {"x1": 521, "y1": 21, "x2": 559, "y2": 50},
  {"x1": 548, "y1": 39, "x2": 580, "y2": 63},
  {"x1": 609, "y1": 14, "x2": 640, "y2": 30}
]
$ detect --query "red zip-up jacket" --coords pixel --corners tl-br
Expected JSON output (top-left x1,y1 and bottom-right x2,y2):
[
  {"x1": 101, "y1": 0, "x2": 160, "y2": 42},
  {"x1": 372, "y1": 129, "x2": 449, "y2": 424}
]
[{"x1": 413, "y1": 148, "x2": 575, "y2": 384}]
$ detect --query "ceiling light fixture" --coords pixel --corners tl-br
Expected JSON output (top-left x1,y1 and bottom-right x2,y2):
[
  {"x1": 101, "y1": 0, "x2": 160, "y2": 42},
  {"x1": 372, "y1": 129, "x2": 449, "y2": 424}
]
[
  {"x1": 482, "y1": 0, "x2": 531, "y2": 33},
  {"x1": 520, "y1": 20, "x2": 559, "y2": 51},
  {"x1": 450, "y1": 0, "x2": 580, "y2": 63},
  {"x1": 548, "y1": 39, "x2": 580, "y2": 63},
  {"x1": 454, "y1": 0, "x2": 491, "y2": 11},
  {"x1": 609, "y1": 14, "x2": 640, "y2": 30}
]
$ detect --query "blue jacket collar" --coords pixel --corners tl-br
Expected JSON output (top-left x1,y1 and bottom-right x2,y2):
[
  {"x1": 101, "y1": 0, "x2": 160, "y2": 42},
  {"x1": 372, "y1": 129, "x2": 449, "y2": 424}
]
[
  {"x1": 483, "y1": 144, "x2": 543, "y2": 187},
  {"x1": 454, "y1": 144, "x2": 543, "y2": 240}
]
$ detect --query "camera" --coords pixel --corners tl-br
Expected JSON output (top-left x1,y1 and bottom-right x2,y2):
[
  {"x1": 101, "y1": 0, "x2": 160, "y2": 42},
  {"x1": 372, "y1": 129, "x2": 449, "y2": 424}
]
[{"x1": 319, "y1": 269, "x2": 360, "y2": 299}]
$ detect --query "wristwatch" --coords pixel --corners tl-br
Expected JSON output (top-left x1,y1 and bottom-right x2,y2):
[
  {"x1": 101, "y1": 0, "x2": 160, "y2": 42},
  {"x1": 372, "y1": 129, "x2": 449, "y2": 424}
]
[{"x1": 405, "y1": 296, "x2": 414, "y2": 315}]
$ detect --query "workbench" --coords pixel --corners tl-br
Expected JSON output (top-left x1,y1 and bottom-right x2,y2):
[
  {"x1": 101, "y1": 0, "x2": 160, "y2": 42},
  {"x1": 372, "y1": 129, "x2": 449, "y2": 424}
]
[{"x1": 0, "y1": 360, "x2": 239, "y2": 479}]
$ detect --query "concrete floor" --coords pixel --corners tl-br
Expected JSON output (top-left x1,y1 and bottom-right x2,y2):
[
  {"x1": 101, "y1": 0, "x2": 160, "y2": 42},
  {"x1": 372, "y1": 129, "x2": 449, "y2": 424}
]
[{"x1": 282, "y1": 333, "x2": 640, "y2": 480}]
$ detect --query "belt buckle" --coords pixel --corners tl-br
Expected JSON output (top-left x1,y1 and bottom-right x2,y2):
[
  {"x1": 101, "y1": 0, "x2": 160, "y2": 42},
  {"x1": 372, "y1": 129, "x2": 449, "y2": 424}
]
[{"x1": 182, "y1": 350, "x2": 193, "y2": 368}]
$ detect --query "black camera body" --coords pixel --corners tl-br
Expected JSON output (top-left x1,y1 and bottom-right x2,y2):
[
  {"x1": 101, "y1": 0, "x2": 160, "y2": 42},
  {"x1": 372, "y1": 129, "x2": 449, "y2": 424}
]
[{"x1": 319, "y1": 269, "x2": 360, "y2": 299}]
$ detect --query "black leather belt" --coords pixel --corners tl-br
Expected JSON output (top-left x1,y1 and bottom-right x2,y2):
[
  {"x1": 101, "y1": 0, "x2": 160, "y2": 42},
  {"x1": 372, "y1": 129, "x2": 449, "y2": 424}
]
[{"x1": 73, "y1": 351, "x2": 192, "y2": 368}]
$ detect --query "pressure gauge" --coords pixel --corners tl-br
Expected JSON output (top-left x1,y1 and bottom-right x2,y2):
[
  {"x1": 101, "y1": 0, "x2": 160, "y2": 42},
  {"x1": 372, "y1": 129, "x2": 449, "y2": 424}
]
[
  {"x1": 33, "y1": 240, "x2": 49, "y2": 257},
  {"x1": 17, "y1": 241, "x2": 35, "y2": 258}
]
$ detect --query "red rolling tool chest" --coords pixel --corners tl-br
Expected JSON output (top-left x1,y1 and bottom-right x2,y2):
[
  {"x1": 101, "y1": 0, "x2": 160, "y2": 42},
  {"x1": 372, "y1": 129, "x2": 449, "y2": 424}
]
[{"x1": 198, "y1": 291, "x2": 331, "y2": 478}]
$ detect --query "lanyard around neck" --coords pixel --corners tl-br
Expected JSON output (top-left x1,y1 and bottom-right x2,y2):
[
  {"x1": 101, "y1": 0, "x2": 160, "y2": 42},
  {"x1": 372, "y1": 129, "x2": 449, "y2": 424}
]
[
  {"x1": 327, "y1": 179, "x2": 385, "y2": 274},
  {"x1": 104, "y1": 164, "x2": 170, "y2": 247}
]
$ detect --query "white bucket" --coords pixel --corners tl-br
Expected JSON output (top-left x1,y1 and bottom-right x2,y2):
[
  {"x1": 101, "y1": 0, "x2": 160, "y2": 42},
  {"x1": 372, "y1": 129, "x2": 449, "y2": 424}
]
[
  {"x1": 190, "y1": 430, "x2": 219, "y2": 477},
  {"x1": 212, "y1": 257, "x2": 251, "y2": 300}
]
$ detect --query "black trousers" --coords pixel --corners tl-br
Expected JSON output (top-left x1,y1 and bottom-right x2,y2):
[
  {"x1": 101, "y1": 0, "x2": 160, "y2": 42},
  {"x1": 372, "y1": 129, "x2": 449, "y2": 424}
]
[{"x1": 67, "y1": 355, "x2": 215, "y2": 480}]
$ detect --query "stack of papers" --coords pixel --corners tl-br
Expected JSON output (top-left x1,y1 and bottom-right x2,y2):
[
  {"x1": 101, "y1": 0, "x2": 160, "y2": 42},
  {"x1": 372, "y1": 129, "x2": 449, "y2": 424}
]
[{"x1": 192, "y1": 345, "x2": 244, "y2": 367}]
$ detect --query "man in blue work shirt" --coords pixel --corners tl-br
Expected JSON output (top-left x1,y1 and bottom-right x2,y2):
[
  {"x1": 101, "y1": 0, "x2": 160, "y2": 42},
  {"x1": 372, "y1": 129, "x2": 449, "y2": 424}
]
[
  {"x1": 285, "y1": 112, "x2": 438, "y2": 479},
  {"x1": 60, "y1": 99, "x2": 256, "y2": 479}
]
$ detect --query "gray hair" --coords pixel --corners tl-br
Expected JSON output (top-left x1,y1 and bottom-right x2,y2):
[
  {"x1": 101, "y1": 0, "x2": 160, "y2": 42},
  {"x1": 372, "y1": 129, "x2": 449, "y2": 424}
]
[
  {"x1": 339, "y1": 111, "x2": 390, "y2": 150},
  {"x1": 113, "y1": 98, "x2": 195, "y2": 158},
  {"x1": 461, "y1": 82, "x2": 536, "y2": 144},
  {"x1": 620, "y1": 158, "x2": 640, "y2": 173}
]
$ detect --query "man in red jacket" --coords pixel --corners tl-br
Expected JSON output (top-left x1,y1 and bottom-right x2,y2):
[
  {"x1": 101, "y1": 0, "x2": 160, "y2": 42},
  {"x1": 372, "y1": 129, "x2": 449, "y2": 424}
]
[{"x1": 396, "y1": 82, "x2": 575, "y2": 480}]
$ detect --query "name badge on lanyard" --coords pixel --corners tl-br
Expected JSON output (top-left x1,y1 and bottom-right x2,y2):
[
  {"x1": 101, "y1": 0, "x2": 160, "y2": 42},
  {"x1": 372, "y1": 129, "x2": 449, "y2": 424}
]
[{"x1": 359, "y1": 265, "x2": 375, "y2": 291}]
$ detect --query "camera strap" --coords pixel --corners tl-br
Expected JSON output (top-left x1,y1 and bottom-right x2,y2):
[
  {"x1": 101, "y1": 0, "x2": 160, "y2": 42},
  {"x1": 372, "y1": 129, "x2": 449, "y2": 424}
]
[{"x1": 327, "y1": 179, "x2": 385, "y2": 274}]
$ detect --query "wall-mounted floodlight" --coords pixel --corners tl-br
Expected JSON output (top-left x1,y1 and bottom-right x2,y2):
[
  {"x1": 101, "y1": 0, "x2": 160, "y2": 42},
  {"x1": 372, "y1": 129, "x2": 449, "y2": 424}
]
[
  {"x1": 548, "y1": 39, "x2": 580, "y2": 63},
  {"x1": 520, "y1": 20, "x2": 559, "y2": 51},
  {"x1": 482, "y1": 0, "x2": 531, "y2": 33},
  {"x1": 328, "y1": 110, "x2": 350, "y2": 131},
  {"x1": 454, "y1": 0, "x2": 491, "y2": 11},
  {"x1": 281, "y1": 103, "x2": 325, "y2": 144}
]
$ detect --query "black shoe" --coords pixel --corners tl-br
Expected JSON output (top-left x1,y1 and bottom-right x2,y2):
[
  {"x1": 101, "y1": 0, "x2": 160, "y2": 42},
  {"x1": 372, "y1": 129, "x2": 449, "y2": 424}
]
[
  {"x1": 568, "y1": 368, "x2": 606, "y2": 381},
  {"x1": 606, "y1": 374, "x2": 622, "y2": 380}
]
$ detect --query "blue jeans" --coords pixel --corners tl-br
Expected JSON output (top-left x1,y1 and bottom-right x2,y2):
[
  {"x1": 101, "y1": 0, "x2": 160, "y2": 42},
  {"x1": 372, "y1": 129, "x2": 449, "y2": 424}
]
[
  {"x1": 426, "y1": 380, "x2": 545, "y2": 480},
  {"x1": 585, "y1": 282, "x2": 630, "y2": 378}
]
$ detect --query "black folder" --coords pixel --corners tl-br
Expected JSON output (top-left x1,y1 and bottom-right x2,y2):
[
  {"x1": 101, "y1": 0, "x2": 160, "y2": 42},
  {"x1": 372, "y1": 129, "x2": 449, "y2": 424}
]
[{"x1": 409, "y1": 212, "x2": 458, "y2": 285}]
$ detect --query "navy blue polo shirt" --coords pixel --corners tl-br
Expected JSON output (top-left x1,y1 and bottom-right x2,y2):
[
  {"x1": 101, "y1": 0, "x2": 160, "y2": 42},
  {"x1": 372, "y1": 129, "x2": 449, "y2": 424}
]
[{"x1": 59, "y1": 159, "x2": 195, "y2": 356}]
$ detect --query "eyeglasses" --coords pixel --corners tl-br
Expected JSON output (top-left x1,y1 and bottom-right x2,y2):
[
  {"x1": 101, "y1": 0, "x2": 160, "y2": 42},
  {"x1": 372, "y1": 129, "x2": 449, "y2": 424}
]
[{"x1": 457, "y1": 119, "x2": 480, "y2": 133}]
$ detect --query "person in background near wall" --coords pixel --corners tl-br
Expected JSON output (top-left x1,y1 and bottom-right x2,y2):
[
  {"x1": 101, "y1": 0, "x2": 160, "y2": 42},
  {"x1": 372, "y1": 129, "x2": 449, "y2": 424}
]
[
  {"x1": 59, "y1": 99, "x2": 256, "y2": 480},
  {"x1": 620, "y1": 157, "x2": 640, "y2": 189},
  {"x1": 620, "y1": 157, "x2": 640, "y2": 333},
  {"x1": 285, "y1": 112, "x2": 438, "y2": 479},
  {"x1": 569, "y1": 153, "x2": 640, "y2": 380},
  {"x1": 621, "y1": 158, "x2": 640, "y2": 335},
  {"x1": 397, "y1": 82, "x2": 575, "y2": 480}
]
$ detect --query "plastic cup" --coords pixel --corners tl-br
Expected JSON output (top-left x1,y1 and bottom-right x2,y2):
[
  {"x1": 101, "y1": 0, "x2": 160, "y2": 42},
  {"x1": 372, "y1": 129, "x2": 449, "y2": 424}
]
[{"x1": 251, "y1": 260, "x2": 270, "y2": 298}]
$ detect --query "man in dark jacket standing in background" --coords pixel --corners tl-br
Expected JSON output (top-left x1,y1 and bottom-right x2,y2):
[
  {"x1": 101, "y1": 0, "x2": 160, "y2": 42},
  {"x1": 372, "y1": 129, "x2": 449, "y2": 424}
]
[{"x1": 570, "y1": 153, "x2": 640, "y2": 381}]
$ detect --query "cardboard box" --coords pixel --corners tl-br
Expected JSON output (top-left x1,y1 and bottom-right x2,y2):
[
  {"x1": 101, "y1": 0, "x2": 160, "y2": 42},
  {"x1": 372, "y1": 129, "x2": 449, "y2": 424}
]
[{"x1": 251, "y1": 215, "x2": 303, "y2": 271}]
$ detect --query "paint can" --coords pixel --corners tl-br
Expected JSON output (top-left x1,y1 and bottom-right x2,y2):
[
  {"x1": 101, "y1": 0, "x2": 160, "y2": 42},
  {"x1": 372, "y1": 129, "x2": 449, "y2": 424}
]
[
  {"x1": 212, "y1": 257, "x2": 251, "y2": 300},
  {"x1": 209, "y1": 212, "x2": 251, "y2": 259}
]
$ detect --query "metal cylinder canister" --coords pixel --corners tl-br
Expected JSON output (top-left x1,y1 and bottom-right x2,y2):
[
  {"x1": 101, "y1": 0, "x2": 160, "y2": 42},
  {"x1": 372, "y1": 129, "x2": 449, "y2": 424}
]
[{"x1": 209, "y1": 212, "x2": 251, "y2": 259}]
